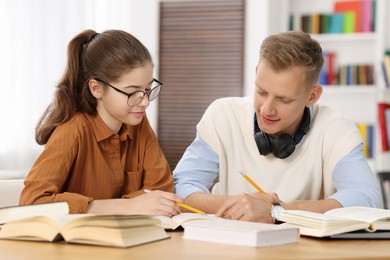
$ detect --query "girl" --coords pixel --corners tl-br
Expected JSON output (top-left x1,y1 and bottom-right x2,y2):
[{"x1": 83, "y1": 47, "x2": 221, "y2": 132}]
[{"x1": 19, "y1": 29, "x2": 183, "y2": 216}]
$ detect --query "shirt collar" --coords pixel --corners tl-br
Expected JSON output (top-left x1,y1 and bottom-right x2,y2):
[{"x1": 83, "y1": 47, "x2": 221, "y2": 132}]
[{"x1": 85, "y1": 113, "x2": 133, "y2": 142}]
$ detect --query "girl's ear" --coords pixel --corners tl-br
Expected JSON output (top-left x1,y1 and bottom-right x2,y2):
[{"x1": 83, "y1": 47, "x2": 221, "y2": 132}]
[
  {"x1": 306, "y1": 84, "x2": 323, "y2": 107},
  {"x1": 89, "y1": 79, "x2": 103, "y2": 99}
]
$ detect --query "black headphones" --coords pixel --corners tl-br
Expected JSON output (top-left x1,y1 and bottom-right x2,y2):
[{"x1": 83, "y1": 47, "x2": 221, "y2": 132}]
[{"x1": 254, "y1": 107, "x2": 310, "y2": 159}]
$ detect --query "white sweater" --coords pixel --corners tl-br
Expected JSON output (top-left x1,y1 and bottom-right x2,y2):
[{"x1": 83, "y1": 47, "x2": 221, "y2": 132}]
[{"x1": 197, "y1": 96, "x2": 362, "y2": 201}]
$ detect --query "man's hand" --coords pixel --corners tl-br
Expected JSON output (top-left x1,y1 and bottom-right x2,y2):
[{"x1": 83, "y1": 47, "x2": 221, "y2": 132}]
[{"x1": 214, "y1": 192, "x2": 281, "y2": 223}]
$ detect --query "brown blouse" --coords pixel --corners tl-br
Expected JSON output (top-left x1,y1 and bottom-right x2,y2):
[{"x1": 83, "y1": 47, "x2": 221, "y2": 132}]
[{"x1": 19, "y1": 113, "x2": 173, "y2": 213}]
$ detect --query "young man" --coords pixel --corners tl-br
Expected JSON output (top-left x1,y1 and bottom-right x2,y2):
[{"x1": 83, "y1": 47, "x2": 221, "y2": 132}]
[{"x1": 173, "y1": 31, "x2": 381, "y2": 223}]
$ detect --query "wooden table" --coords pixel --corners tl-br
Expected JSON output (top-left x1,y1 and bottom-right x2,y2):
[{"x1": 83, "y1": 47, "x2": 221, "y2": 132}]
[{"x1": 0, "y1": 231, "x2": 389, "y2": 259}]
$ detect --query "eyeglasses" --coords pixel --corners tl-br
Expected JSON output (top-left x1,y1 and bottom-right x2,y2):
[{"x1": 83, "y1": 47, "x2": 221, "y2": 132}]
[{"x1": 95, "y1": 78, "x2": 163, "y2": 107}]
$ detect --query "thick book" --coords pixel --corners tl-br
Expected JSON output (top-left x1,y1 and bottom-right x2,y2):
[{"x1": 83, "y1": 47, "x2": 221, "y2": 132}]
[
  {"x1": 278, "y1": 206, "x2": 390, "y2": 238},
  {"x1": 0, "y1": 202, "x2": 69, "y2": 225},
  {"x1": 0, "y1": 214, "x2": 169, "y2": 248},
  {"x1": 182, "y1": 219, "x2": 299, "y2": 247}
]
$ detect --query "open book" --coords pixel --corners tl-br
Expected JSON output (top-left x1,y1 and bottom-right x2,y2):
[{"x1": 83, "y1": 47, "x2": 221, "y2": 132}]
[
  {"x1": 152, "y1": 212, "x2": 217, "y2": 230},
  {"x1": 0, "y1": 214, "x2": 169, "y2": 248},
  {"x1": 0, "y1": 202, "x2": 69, "y2": 225},
  {"x1": 278, "y1": 206, "x2": 390, "y2": 238}
]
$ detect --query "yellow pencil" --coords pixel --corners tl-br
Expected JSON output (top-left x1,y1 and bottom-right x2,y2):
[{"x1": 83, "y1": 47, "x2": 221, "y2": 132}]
[
  {"x1": 239, "y1": 170, "x2": 266, "y2": 193},
  {"x1": 144, "y1": 189, "x2": 206, "y2": 215},
  {"x1": 176, "y1": 202, "x2": 206, "y2": 215}
]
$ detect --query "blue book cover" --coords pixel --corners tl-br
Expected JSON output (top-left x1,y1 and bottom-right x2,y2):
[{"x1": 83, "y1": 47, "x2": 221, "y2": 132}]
[
  {"x1": 319, "y1": 52, "x2": 329, "y2": 85},
  {"x1": 368, "y1": 125, "x2": 375, "y2": 158},
  {"x1": 329, "y1": 13, "x2": 343, "y2": 33}
]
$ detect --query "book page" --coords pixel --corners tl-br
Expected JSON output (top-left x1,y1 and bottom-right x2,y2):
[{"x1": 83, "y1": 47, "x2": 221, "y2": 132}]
[
  {"x1": 0, "y1": 202, "x2": 69, "y2": 225},
  {"x1": 325, "y1": 207, "x2": 390, "y2": 224},
  {"x1": 153, "y1": 213, "x2": 216, "y2": 230}
]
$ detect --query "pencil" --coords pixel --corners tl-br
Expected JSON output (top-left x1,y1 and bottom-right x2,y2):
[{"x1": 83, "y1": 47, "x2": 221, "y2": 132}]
[
  {"x1": 176, "y1": 202, "x2": 206, "y2": 215},
  {"x1": 143, "y1": 189, "x2": 206, "y2": 215},
  {"x1": 239, "y1": 170, "x2": 266, "y2": 193}
]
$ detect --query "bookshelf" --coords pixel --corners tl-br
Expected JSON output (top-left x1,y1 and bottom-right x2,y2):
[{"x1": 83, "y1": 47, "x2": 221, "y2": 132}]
[{"x1": 277, "y1": 0, "x2": 390, "y2": 171}]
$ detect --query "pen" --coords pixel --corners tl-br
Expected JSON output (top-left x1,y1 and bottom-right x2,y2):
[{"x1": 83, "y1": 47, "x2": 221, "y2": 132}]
[
  {"x1": 239, "y1": 170, "x2": 266, "y2": 193},
  {"x1": 143, "y1": 189, "x2": 206, "y2": 215}
]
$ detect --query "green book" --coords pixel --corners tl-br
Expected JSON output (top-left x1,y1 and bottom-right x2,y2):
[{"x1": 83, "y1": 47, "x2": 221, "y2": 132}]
[{"x1": 342, "y1": 12, "x2": 355, "y2": 33}]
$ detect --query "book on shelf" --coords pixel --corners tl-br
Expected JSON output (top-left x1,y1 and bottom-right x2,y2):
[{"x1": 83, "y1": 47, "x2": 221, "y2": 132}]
[
  {"x1": 290, "y1": 0, "x2": 376, "y2": 34},
  {"x1": 0, "y1": 201, "x2": 69, "y2": 225},
  {"x1": 182, "y1": 218, "x2": 299, "y2": 247},
  {"x1": 337, "y1": 64, "x2": 374, "y2": 86},
  {"x1": 334, "y1": 0, "x2": 362, "y2": 33},
  {"x1": 320, "y1": 51, "x2": 337, "y2": 86},
  {"x1": 378, "y1": 103, "x2": 390, "y2": 151},
  {"x1": 278, "y1": 206, "x2": 390, "y2": 238},
  {"x1": 0, "y1": 213, "x2": 169, "y2": 248},
  {"x1": 383, "y1": 54, "x2": 390, "y2": 87},
  {"x1": 361, "y1": 0, "x2": 373, "y2": 32},
  {"x1": 356, "y1": 123, "x2": 375, "y2": 159}
]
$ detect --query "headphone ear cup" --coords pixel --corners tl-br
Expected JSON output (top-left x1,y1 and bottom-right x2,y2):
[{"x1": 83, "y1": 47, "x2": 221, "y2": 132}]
[
  {"x1": 271, "y1": 134, "x2": 296, "y2": 159},
  {"x1": 254, "y1": 132, "x2": 271, "y2": 156}
]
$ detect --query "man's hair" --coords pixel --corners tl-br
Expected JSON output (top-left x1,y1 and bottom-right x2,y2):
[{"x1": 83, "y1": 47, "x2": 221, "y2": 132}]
[{"x1": 259, "y1": 31, "x2": 324, "y2": 87}]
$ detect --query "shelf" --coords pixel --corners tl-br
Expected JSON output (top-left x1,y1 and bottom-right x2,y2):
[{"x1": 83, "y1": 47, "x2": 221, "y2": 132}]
[
  {"x1": 321, "y1": 86, "x2": 376, "y2": 94},
  {"x1": 284, "y1": 0, "x2": 389, "y2": 172},
  {"x1": 311, "y1": 33, "x2": 377, "y2": 43}
]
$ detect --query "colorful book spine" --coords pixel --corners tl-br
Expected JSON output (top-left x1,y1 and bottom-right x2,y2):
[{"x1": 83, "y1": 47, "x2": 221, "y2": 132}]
[
  {"x1": 378, "y1": 103, "x2": 390, "y2": 152},
  {"x1": 383, "y1": 54, "x2": 390, "y2": 88},
  {"x1": 357, "y1": 123, "x2": 375, "y2": 158},
  {"x1": 290, "y1": 0, "x2": 376, "y2": 34},
  {"x1": 362, "y1": 0, "x2": 373, "y2": 32}
]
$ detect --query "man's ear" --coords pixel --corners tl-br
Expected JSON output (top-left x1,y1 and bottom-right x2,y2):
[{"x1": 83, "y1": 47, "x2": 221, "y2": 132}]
[
  {"x1": 89, "y1": 79, "x2": 103, "y2": 99},
  {"x1": 306, "y1": 84, "x2": 323, "y2": 107}
]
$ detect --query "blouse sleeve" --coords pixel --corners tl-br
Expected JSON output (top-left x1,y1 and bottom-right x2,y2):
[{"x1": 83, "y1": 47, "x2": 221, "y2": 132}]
[{"x1": 19, "y1": 121, "x2": 93, "y2": 213}]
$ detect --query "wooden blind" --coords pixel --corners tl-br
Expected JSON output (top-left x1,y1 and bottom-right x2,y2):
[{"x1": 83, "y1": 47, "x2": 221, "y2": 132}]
[{"x1": 158, "y1": 0, "x2": 244, "y2": 170}]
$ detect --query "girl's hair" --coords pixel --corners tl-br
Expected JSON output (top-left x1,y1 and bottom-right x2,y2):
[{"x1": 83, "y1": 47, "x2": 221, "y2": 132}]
[
  {"x1": 36, "y1": 29, "x2": 152, "y2": 145},
  {"x1": 259, "y1": 31, "x2": 324, "y2": 87}
]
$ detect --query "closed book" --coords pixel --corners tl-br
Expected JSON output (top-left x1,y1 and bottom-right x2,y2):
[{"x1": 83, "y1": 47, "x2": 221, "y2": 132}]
[
  {"x1": 329, "y1": 13, "x2": 344, "y2": 33},
  {"x1": 327, "y1": 52, "x2": 336, "y2": 85},
  {"x1": 361, "y1": 0, "x2": 373, "y2": 32},
  {"x1": 311, "y1": 13, "x2": 320, "y2": 34},
  {"x1": 319, "y1": 52, "x2": 328, "y2": 85},
  {"x1": 378, "y1": 103, "x2": 390, "y2": 151},
  {"x1": 342, "y1": 12, "x2": 356, "y2": 33},
  {"x1": 320, "y1": 14, "x2": 330, "y2": 34},
  {"x1": 384, "y1": 55, "x2": 390, "y2": 87},
  {"x1": 183, "y1": 219, "x2": 299, "y2": 247},
  {"x1": 383, "y1": 62, "x2": 390, "y2": 87},
  {"x1": 357, "y1": 123, "x2": 369, "y2": 158},
  {"x1": 385, "y1": 109, "x2": 390, "y2": 148},
  {"x1": 0, "y1": 214, "x2": 169, "y2": 248},
  {"x1": 368, "y1": 124, "x2": 375, "y2": 158},
  {"x1": 278, "y1": 206, "x2": 390, "y2": 238}
]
